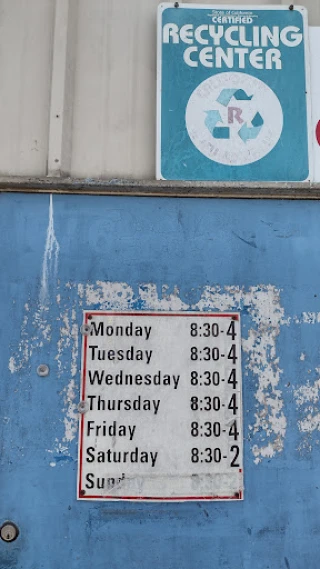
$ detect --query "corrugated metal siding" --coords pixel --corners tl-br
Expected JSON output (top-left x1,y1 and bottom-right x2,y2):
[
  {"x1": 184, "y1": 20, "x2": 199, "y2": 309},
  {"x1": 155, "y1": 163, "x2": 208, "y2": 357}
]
[
  {"x1": 0, "y1": 0, "x2": 54, "y2": 176},
  {"x1": 71, "y1": 0, "x2": 158, "y2": 179},
  {"x1": 0, "y1": 0, "x2": 318, "y2": 179}
]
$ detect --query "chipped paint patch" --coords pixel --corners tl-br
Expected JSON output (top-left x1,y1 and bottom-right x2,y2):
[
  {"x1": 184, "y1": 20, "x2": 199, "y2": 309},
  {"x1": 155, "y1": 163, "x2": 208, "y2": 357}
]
[
  {"x1": 241, "y1": 287, "x2": 286, "y2": 462},
  {"x1": 71, "y1": 309, "x2": 79, "y2": 378},
  {"x1": 139, "y1": 284, "x2": 189, "y2": 311},
  {"x1": 195, "y1": 284, "x2": 286, "y2": 461},
  {"x1": 82, "y1": 281, "x2": 135, "y2": 309},
  {"x1": 294, "y1": 375, "x2": 320, "y2": 435},
  {"x1": 300, "y1": 312, "x2": 320, "y2": 324},
  {"x1": 62, "y1": 379, "x2": 78, "y2": 443},
  {"x1": 8, "y1": 301, "x2": 31, "y2": 373}
]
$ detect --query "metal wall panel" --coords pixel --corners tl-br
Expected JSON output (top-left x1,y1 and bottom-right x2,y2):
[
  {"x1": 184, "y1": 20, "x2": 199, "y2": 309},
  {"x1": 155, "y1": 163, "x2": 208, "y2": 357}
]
[
  {"x1": 2, "y1": 192, "x2": 320, "y2": 567},
  {"x1": 0, "y1": 0, "x2": 54, "y2": 175}
]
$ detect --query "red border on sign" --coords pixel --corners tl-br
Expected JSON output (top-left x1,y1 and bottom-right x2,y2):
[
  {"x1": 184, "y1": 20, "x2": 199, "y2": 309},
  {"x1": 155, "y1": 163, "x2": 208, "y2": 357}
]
[{"x1": 78, "y1": 311, "x2": 242, "y2": 501}]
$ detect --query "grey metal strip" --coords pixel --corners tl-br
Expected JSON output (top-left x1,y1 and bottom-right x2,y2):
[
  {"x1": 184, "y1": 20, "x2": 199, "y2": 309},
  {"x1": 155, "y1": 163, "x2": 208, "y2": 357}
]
[{"x1": 0, "y1": 177, "x2": 320, "y2": 199}]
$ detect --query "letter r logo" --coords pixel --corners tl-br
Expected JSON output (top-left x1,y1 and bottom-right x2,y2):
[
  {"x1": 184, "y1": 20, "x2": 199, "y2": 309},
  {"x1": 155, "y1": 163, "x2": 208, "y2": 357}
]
[{"x1": 228, "y1": 107, "x2": 244, "y2": 124}]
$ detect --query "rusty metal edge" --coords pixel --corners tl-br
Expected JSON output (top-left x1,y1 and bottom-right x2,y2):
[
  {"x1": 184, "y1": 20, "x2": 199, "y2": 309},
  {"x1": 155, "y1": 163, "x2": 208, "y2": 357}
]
[{"x1": 0, "y1": 177, "x2": 320, "y2": 199}]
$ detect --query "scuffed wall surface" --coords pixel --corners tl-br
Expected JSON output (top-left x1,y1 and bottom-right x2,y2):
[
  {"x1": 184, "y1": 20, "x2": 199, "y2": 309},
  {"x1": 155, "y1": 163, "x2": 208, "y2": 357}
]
[{"x1": 2, "y1": 193, "x2": 320, "y2": 568}]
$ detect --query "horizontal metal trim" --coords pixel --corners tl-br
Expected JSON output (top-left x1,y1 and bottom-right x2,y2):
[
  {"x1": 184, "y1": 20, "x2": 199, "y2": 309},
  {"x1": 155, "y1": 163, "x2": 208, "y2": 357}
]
[{"x1": 0, "y1": 177, "x2": 320, "y2": 199}]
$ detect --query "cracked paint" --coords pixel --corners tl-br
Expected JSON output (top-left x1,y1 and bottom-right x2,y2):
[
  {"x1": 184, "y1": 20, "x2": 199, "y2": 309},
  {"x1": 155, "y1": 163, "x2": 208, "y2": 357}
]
[
  {"x1": 8, "y1": 279, "x2": 287, "y2": 462},
  {"x1": 294, "y1": 374, "x2": 320, "y2": 434},
  {"x1": 196, "y1": 284, "x2": 286, "y2": 463}
]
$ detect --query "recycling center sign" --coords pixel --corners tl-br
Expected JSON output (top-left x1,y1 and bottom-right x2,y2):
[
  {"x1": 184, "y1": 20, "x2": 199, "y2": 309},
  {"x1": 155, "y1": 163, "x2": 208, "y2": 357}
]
[{"x1": 157, "y1": 3, "x2": 310, "y2": 181}]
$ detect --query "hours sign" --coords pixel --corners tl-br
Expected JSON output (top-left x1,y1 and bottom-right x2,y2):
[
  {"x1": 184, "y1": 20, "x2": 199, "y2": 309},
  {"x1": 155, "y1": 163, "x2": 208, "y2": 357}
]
[
  {"x1": 78, "y1": 312, "x2": 243, "y2": 501},
  {"x1": 157, "y1": 3, "x2": 310, "y2": 181}
]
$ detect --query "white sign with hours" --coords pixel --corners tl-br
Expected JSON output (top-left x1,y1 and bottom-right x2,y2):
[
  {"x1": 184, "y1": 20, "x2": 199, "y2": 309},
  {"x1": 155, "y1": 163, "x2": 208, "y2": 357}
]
[{"x1": 78, "y1": 311, "x2": 243, "y2": 501}]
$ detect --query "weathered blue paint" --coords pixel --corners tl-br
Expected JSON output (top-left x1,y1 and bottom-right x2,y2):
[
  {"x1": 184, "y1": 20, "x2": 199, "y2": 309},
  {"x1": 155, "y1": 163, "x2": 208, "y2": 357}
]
[{"x1": 2, "y1": 193, "x2": 320, "y2": 568}]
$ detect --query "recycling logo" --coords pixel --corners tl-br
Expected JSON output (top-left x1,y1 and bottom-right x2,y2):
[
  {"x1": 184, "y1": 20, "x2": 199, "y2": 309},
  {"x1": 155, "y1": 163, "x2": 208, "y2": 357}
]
[{"x1": 186, "y1": 72, "x2": 283, "y2": 166}]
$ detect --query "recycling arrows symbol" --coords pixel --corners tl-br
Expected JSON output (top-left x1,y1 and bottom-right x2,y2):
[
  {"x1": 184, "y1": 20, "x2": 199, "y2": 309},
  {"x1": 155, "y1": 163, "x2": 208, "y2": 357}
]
[
  {"x1": 239, "y1": 111, "x2": 264, "y2": 142},
  {"x1": 217, "y1": 88, "x2": 253, "y2": 106},
  {"x1": 205, "y1": 89, "x2": 264, "y2": 143}
]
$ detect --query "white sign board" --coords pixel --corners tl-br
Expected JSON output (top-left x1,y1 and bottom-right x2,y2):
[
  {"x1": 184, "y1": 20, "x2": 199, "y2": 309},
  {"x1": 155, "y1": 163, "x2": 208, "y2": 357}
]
[{"x1": 78, "y1": 311, "x2": 243, "y2": 501}]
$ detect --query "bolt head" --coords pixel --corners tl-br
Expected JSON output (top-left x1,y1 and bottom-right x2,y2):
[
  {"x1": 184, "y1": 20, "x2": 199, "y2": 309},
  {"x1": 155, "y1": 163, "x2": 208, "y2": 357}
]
[
  {"x1": 80, "y1": 324, "x2": 91, "y2": 336},
  {"x1": 78, "y1": 401, "x2": 88, "y2": 414},
  {"x1": 37, "y1": 364, "x2": 50, "y2": 377}
]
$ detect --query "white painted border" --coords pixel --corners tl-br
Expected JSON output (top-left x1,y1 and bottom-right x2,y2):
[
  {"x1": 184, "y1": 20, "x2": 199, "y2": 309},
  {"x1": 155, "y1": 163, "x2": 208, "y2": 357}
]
[
  {"x1": 304, "y1": 16, "x2": 313, "y2": 182},
  {"x1": 310, "y1": 27, "x2": 320, "y2": 182},
  {"x1": 156, "y1": 3, "x2": 312, "y2": 182},
  {"x1": 156, "y1": 4, "x2": 164, "y2": 180}
]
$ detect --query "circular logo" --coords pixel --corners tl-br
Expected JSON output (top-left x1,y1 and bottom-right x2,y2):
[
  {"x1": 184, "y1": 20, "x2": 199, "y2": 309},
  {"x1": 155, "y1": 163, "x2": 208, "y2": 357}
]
[{"x1": 185, "y1": 72, "x2": 283, "y2": 166}]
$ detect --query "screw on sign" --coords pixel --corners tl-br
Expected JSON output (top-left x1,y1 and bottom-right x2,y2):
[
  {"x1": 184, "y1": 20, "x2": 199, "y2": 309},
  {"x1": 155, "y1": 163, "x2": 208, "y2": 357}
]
[{"x1": 37, "y1": 364, "x2": 50, "y2": 377}]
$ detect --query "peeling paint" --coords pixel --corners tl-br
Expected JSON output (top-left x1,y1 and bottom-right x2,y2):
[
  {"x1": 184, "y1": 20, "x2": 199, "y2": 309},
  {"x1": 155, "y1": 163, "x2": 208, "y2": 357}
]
[
  {"x1": 8, "y1": 280, "x2": 288, "y2": 461},
  {"x1": 62, "y1": 379, "x2": 78, "y2": 443},
  {"x1": 300, "y1": 312, "x2": 320, "y2": 324},
  {"x1": 8, "y1": 299, "x2": 31, "y2": 373},
  {"x1": 195, "y1": 284, "x2": 286, "y2": 461},
  {"x1": 294, "y1": 374, "x2": 320, "y2": 434},
  {"x1": 81, "y1": 281, "x2": 135, "y2": 309},
  {"x1": 71, "y1": 309, "x2": 79, "y2": 378},
  {"x1": 139, "y1": 284, "x2": 189, "y2": 311}
]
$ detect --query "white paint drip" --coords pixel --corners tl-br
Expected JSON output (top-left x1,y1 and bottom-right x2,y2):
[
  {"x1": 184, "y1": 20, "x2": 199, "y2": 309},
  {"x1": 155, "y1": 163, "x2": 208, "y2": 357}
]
[
  {"x1": 39, "y1": 194, "x2": 60, "y2": 308},
  {"x1": 10, "y1": 197, "x2": 62, "y2": 373}
]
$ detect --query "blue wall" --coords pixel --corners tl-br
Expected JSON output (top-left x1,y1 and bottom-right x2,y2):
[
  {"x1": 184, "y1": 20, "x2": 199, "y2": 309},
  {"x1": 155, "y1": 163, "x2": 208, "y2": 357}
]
[{"x1": 1, "y1": 193, "x2": 320, "y2": 569}]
